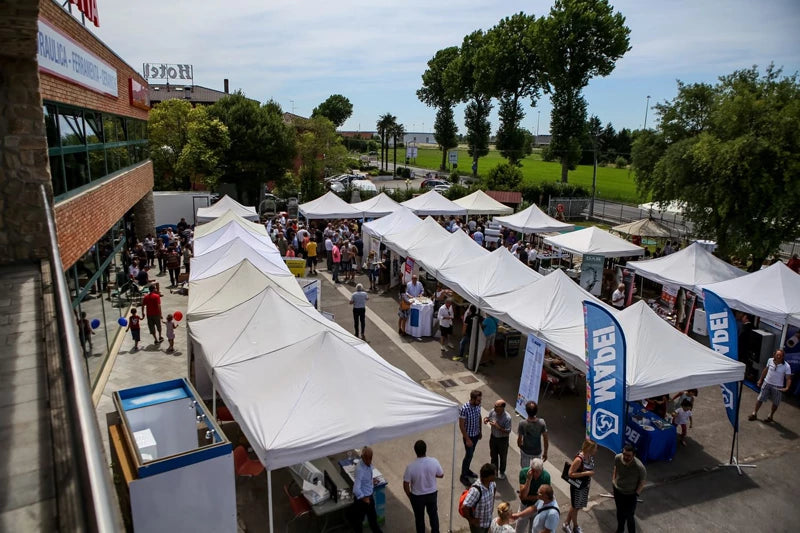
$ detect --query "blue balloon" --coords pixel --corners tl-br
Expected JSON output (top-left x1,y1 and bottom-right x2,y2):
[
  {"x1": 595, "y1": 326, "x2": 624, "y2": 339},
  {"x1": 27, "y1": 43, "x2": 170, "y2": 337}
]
[
  {"x1": 90, "y1": 318, "x2": 101, "y2": 329},
  {"x1": 118, "y1": 317, "x2": 128, "y2": 327}
]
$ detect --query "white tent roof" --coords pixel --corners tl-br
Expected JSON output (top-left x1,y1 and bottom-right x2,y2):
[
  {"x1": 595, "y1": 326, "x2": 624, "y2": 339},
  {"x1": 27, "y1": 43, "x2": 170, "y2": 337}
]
[
  {"x1": 382, "y1": 216, "x2": 451, "y2": 258},
  {"x1": 194, "y1": 210, "x2": 268, "y2": 238},
  {"x1": 351, "y1": 193, "x2": 404, "y2": 218},
  {"x1": 619, "y1": 301, "x2": 746, "y2": 401},
  {"x1": 438, "y1": 247, "x2": 542, "y2": 309},
  {"x1": 298, "y1": 191, "x2": 363, "y2": 219},
  {"x1": 193, "y1": 220, "x2": 278, "y2": 256},
  {"x1": 612, "y1": 218, "x2": 674, "y2": 238},
  {"x1": 187, "y1": 260, "x2": 307, "y2": 321},
  {"x1": 544, "y1": 226, "x2": 644, "y2": 258},
  {"x1": 190, "y1": 238, "x2": 289, "y2": 281},
  {"x1": 701, "y1": 262, "x2": 800, "y2": 325},
  {"x1": 627, "y1": 242, "x2": 745, "y2": 292},
  {"x1": 212, "y1": 331, "x2": 458, "y2": 470},
  {"x1": 484, "y1": 269, "x2": 614, "y2": 371},
  {"x1": 362, "y1": 206, "x2": 422, "y2": 240},
  {"x1": 494, "y1": 204, "x2": 574, "y2": 234},
  {"x1": 196, "y1": 195, "x2": 258, "y2": 223},
  {"x1": 400, "y1": 190, "x2": 467, "y2": 216},
  {"x1": 638, "y1": 200, "x2": 684, "y2": 214},
  {"x1": 405, "y1": 227, "x2": 489, "y2": 275},
  {"x1": 452, "y1": 190, "x2": 513, "y2": 215}
]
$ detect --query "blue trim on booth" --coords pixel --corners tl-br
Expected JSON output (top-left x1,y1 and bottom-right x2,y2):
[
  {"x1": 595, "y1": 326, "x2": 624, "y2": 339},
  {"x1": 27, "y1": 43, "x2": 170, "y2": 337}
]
[
  {"x1": 137, "y1": 442, "x2": 232, "y2": 478},
  {"x1": 118, "y1": 378, "x2": 190, "y2": 411}
]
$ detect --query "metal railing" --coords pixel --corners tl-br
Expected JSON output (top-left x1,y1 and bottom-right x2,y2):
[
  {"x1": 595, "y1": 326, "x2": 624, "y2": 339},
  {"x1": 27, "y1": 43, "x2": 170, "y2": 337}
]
[
  {"x1": 548, "y1": 197, "x2": 691, "y2": 236},
  {"x1": 41, "y1": 185, "x2": 122, "y2": 532}
]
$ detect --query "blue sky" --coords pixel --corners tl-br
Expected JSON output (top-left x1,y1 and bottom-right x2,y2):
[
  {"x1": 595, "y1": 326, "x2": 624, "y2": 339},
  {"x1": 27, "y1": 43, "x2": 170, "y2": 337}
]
[{"x1": 91, "y1": 0, "x2": 800, "y2": 135}]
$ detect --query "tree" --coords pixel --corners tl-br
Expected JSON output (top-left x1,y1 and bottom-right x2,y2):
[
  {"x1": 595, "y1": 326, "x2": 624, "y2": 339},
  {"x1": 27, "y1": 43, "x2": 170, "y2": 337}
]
[
  {"x1": 376, "y1": 113, "x2": 396, "y2": 172},
  {"x1": 176, "y1": 106, "x2": 230, "y2": 190},
  {"x1": 297, "y1": 116, "x2": 348, "y2": 200},
  {"x1": 632, "y1": 65, "x2": 800, "y2": 268},
  {"x1": 389, "y1": 122, "x2": 406, "y2": 177},
  {"x1": 418, "y1": 46, "x2": 460, "y2": 170},
  {"x1": 148, "y1": 100, "x2": 229, "y2": 190},
  {"x1": 483, "y1": 162, "x2": 523, "y2": 191},
  {"x1": 433, "y1": 107, "x2": 458, "y2": 170},
  {"x1": 208, "y1": 92, "x2": 296, "y2": 204},
  {"x1": 540, "y1": 0, "x2": 631, "y2": 182},
  {"x1": 477, "y1": 13, "x2": 543, "y2": 165},
  {"x1": 447, "y1": 30, "x2": 493, "y2": 177},
  {"x1": 311, "y1": 94, "x2": 353, "y2": 128}
]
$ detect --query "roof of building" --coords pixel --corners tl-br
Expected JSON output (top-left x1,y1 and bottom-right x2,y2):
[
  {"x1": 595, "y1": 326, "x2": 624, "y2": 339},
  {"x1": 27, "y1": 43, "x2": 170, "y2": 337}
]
[
  {"x1": 148, "y1": 84, "x2": 256, "y2": 105},
  {"x1": 485, "y1": 190, "x2": 523, "y2": 205}
]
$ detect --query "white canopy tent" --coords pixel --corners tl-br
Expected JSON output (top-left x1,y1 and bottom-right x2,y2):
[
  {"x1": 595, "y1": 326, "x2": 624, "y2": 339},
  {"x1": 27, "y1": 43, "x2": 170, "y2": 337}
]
[
  {"x1": 194, "y1": 210, "x2": 268, "y2": 239},
  {"x1": 612, "y1": 218, "x2": 674, "y2": 238},
  {"x1": 187, "y1": 260, "x2": 307, "y2": 321},
  {"x1": 298, "y1": 191, "x2": 363, "y2": 219},
  {"x1": 483, "y1": 269, "x2": 614, "y2": 371},
  {"x1": 351, "y1": 192, "x2": 404, "y2": 218},
  {"x1": 400, "y1": 190, "x2": 467, "y2": 216},
  {"x1": 619, "y1": 301, "x2": 746, "y2": 401},
  {"x1": 701, "y1": 262, "x2": 800, "y2": 326},
  {"x1": 190, "y1": 238, "x2": 289, "y2": 281},
  {"x1": 381, "y1": 216, "x2": 451, "y2": 259},
  {"x1": 452, "y1": 190, "x2": 513, "y2": 216},
  {"x1": 638, "y1": 200, "x2": 684, "y2": 214},
  {"x1": 437, "y1": 247, "x2": 542, "y2": 310},
  {"x1": 362, "y1": 206, "x2": 422, "y2": 240},
  {"x1": 494, "y1": 204, "x2": 574, "y2": 234},
  {"x1": 404, "y1": 227, "x2": 489, "y2": 276},
  {"x1": 627, "y1": 242, "x2": 745, "y2": 293},
  {"x1": 196, "y1": 195, "x2": 258, "y2": 223},
  {"x1": 544, "y1": 226, "x2": 644, "y2": 258},
  {"x1": 193, "y1": 220, "x2": 279, "y2": 256}
]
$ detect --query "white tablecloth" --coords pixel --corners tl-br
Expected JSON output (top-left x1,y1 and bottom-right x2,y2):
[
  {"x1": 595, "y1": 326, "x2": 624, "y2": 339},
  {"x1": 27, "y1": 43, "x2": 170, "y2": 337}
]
[{"x1": 406, "y1": 301, "x2": 434, "y2": 337}]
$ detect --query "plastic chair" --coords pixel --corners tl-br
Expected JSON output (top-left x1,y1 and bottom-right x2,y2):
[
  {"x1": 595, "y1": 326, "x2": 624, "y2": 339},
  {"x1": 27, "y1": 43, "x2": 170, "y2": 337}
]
[
  {"x1": 540, "y1": 369, "x2": 562, "y2": 398},
  {"x1": 233, "y1": 445, "x2": 264, "y2": 479},
  {"x1": 284, "y1": 482, "x2": 312, "y2": 532}
]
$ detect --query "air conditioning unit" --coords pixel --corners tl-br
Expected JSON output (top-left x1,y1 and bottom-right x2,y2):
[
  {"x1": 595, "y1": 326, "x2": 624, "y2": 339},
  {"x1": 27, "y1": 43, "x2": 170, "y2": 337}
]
[{"x1": 750, "y1": 329, "x2": 776, "y2": 372}]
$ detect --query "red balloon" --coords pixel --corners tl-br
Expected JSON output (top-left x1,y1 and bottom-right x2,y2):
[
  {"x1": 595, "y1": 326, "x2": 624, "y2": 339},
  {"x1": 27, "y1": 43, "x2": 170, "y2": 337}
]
[{"x1": 173, "y1": 311, "x2": 183, "y2": 321}]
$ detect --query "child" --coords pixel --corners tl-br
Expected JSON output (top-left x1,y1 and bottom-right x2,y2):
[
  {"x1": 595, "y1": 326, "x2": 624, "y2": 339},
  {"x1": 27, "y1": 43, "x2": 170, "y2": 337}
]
[
  {"x1": 673, "y1": 398, "x2": 693, "y2": 446},
  {"x1": 126, "y1": 308, "x2": 141, "y2": 352},
  {"x1": 79, "y1": 311, "x2": 94, "y2": 356},
  {"x1": 163, "y1": 314, "x2": 179, "y2": 353}
]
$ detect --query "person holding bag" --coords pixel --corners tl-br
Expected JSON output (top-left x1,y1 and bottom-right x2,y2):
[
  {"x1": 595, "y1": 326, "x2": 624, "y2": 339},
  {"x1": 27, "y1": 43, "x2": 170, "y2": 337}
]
[{"x1": 562, "y1": 440, "x2": 597, "y2": 533}]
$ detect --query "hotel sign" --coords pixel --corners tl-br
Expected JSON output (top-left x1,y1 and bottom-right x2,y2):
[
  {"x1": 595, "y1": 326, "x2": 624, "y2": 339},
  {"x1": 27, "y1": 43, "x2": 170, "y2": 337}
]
[
  {"x1": 142, "y1": 63, "x2": 194, "y2": 83},
  {"x1": 37, "y1": 18, "x2": 118, "y2": 97}
]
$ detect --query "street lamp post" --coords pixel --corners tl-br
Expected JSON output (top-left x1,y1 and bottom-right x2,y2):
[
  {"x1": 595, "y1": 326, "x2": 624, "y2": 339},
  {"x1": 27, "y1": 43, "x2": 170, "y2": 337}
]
[
  {"x1": 536, "y1": 111, "x2": 540, "y2": 146},
  {"x1": 643, "y1": 95, "x2": 651, "y2": 130}
]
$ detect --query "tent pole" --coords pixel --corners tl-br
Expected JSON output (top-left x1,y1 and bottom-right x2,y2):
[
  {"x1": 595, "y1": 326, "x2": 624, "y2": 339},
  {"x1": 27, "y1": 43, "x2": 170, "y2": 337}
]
[
  {"x1": 719, "y1": 382, "x2": 756, "y2": 474},
  {"x1": 212, "y1": 379, "x2": 217, "y2": 419},
  {"x1": 450, "y1": 420, "x2": 458, "y2": 533},
  {"x1": 268, "y1": 469, "x2": 274, "y2": 533}
]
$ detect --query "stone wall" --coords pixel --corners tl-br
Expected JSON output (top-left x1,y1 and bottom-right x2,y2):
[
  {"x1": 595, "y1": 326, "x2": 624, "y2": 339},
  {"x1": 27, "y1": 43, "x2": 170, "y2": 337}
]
[{"x1": 0, "y1": 0, "x2": 52, "y2": 265}]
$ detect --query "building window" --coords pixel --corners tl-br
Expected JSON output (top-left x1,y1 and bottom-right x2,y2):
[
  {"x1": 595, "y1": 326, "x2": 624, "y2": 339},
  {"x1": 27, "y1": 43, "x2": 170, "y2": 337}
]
[{"x1": 45, "y1": 102, "x2": 149, "y2": 199}]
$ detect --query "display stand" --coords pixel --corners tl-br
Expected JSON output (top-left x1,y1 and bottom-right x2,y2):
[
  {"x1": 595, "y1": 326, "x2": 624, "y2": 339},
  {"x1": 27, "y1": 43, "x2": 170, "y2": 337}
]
[{"x1": 108, "y1": 378, "x2": 235, "y2": 533}]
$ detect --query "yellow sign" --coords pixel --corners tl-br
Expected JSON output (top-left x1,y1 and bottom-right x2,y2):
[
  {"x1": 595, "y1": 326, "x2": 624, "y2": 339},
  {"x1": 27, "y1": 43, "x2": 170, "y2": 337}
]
[{"x1": 284, "y1": 258, "x2": 305, "y2": 277}]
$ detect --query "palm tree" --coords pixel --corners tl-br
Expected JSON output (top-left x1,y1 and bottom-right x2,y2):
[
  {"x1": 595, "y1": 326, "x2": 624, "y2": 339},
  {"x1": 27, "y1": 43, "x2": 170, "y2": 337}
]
[
  {"x1": 389, "y1": 122, "x2": 406, "y2": 177},
  {"x1": 376, "y1": 113, "x2": 396, "y2": 172}
]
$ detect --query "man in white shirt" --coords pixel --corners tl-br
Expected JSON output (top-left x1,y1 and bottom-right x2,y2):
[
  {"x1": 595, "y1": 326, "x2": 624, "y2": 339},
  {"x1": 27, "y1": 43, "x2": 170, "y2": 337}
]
[
  {"x1": 612, "y1": 283, "x2": 626, "y2": 309},
  {"x1": 324, "y1": 236, "x2": 334, "y2": 271},
  {"x1": 403, "y1": 440, "x2": 444, "y2": 533},
  {"x1": 406, "y1": 274, "x2": 425, "y2": 297},
  {"x1": 437, "y1": 298, "x2": 455, "y2": 352},
  {"x1": 749, "y1": 349, "x2": 793, "y2": 422}
]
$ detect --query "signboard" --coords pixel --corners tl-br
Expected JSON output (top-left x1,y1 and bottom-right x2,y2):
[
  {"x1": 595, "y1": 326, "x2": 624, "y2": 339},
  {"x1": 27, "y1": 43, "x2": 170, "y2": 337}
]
[
  {"x1": 142, "y1": 63, "x2": 194, "y2": 83},
  {"x1": 516, "y1": 334, "x2": 547, "y2": 417},
  {"x1": 129, "y1": 78, "x2": 149, "y2": 110},
  {"x1": 703, "y1": 289, "x2": 740, "y2": 430},
  {"x1": 70, "y1": 0, "x2": 99, "y2": 27},
  {"x1": 660, "y1": 283, "x2": 679, "y2": 312},
  {"x1": 579, "y1": 254, "x2": 604, "y2": 296},
  {"x1": 37, "y1": 18, "x2": 118, "y2": 97},
  {"x1": 406, "y1": 145, "x2": 418, "y2": 159},
  {"x1": 448, "y1": 150, "x2": 458, "y2": 164},
  {"x1": 403, "y1": 257, "x2": 415, "y2": 284},
  {"x1": 584, "y1": 301, "x2": 626, "y2": 453}
]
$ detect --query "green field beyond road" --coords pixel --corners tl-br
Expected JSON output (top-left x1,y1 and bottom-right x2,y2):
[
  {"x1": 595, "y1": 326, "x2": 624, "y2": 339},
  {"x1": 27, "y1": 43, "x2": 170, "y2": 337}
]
[{"x1": 404, "y1": 146, "x2": 647, "y2": 204}]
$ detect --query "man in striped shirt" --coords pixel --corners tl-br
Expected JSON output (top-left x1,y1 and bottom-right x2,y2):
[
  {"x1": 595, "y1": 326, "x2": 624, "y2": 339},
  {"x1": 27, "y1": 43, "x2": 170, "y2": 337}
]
[{"x1": 459, "y1": 390, "x2": 483, "y2": 485}]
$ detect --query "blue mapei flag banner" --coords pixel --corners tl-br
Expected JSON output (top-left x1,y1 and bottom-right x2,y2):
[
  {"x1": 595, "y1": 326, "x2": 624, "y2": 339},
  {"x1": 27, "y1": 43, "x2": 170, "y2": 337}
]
[
  {"x1": 583, "y1": 301, "x2": 626, "y2": 453},
  {"x1": 702, "y1": 289, "x2": 740, "y2": 431}
]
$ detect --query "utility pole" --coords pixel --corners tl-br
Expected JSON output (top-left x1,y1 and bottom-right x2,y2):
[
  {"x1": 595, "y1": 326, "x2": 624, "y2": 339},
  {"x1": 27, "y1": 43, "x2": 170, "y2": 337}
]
[
  {"x1": 289, "y1": 99, "x2": 296, "y2": 114},
  {"x1": 643, "y1": 95, "x2": 651, "y2": 130},
  {"x1": 536, "y1": 111, "x2": 540, "y2": 145}
]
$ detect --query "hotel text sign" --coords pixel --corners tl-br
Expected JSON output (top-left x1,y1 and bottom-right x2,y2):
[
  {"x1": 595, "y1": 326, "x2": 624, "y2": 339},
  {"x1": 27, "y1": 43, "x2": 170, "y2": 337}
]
[{"x1": 142, "y1": 63, "x2": 194, "y2": 83}]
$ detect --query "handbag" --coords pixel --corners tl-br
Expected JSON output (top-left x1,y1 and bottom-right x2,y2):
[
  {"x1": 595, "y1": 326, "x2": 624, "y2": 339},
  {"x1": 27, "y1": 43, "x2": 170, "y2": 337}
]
[{"x1": 561, "y1": 461, "x2": 588, "y2": 489}]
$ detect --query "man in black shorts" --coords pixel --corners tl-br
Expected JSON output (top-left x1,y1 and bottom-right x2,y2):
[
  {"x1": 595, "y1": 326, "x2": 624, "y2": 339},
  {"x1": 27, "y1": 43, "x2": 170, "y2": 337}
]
[{"x1": 437, "y1": 297, "x2": 455, "y2": 352}]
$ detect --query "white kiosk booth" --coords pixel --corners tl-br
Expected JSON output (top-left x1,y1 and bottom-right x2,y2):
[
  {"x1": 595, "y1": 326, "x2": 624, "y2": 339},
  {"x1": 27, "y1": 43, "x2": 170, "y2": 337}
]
[{"x1": 108, "y1": 378, "x2": 236, "y2": 533}]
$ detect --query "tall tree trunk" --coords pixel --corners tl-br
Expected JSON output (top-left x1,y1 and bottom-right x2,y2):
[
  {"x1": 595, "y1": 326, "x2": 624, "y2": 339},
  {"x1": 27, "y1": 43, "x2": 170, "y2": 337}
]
[
  {"x1": 440, "y1": 148, "x2": 447, "y2": 171},
  {"x1": 560, "y1": 159, "x2": 569, "y2": 183},
  {"x1": 392, "y1": 136, "x2": 397, "y2": 176}
]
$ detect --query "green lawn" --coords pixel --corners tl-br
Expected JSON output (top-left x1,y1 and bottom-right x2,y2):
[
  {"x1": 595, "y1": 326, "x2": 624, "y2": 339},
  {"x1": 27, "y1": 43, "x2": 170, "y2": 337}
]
[{"x1": 402, "y1": 146, "x2": 647, "y2": 204}]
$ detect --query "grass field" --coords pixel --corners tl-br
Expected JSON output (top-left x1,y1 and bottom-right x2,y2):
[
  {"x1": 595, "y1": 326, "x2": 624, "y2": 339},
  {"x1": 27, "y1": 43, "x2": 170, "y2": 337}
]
[{"x1": 401, "y1": 146, "x2": 647, "y2": 204}]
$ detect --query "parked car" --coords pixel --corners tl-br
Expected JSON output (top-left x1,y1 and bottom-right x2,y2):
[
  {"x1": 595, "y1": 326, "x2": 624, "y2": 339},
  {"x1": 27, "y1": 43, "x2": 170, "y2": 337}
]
[
  {"x1": 328, "y1": 181, "x2": 345, "y2": 193},
  {"x1": 351, "y1": 179, "x2": 377, "y2": 193},
  {"x1": 433, "y1": 184, "x2": 451, "y2": 193},
  {"x1": 421, "y1": 179, "x2": 449, "y2": 190}
]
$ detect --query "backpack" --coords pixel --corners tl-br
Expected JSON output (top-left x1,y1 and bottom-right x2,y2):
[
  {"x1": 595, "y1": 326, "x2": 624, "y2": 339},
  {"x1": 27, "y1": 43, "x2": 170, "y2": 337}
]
[{"x1": 458, "y1": 483, "x2": 482, "y2": 518}]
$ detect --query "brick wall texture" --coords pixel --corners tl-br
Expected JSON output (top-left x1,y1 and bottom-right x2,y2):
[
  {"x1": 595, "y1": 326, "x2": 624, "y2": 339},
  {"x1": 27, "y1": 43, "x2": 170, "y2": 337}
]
[{"x1": 55, "y1": 161, "x2": 153, "y2": 270}]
